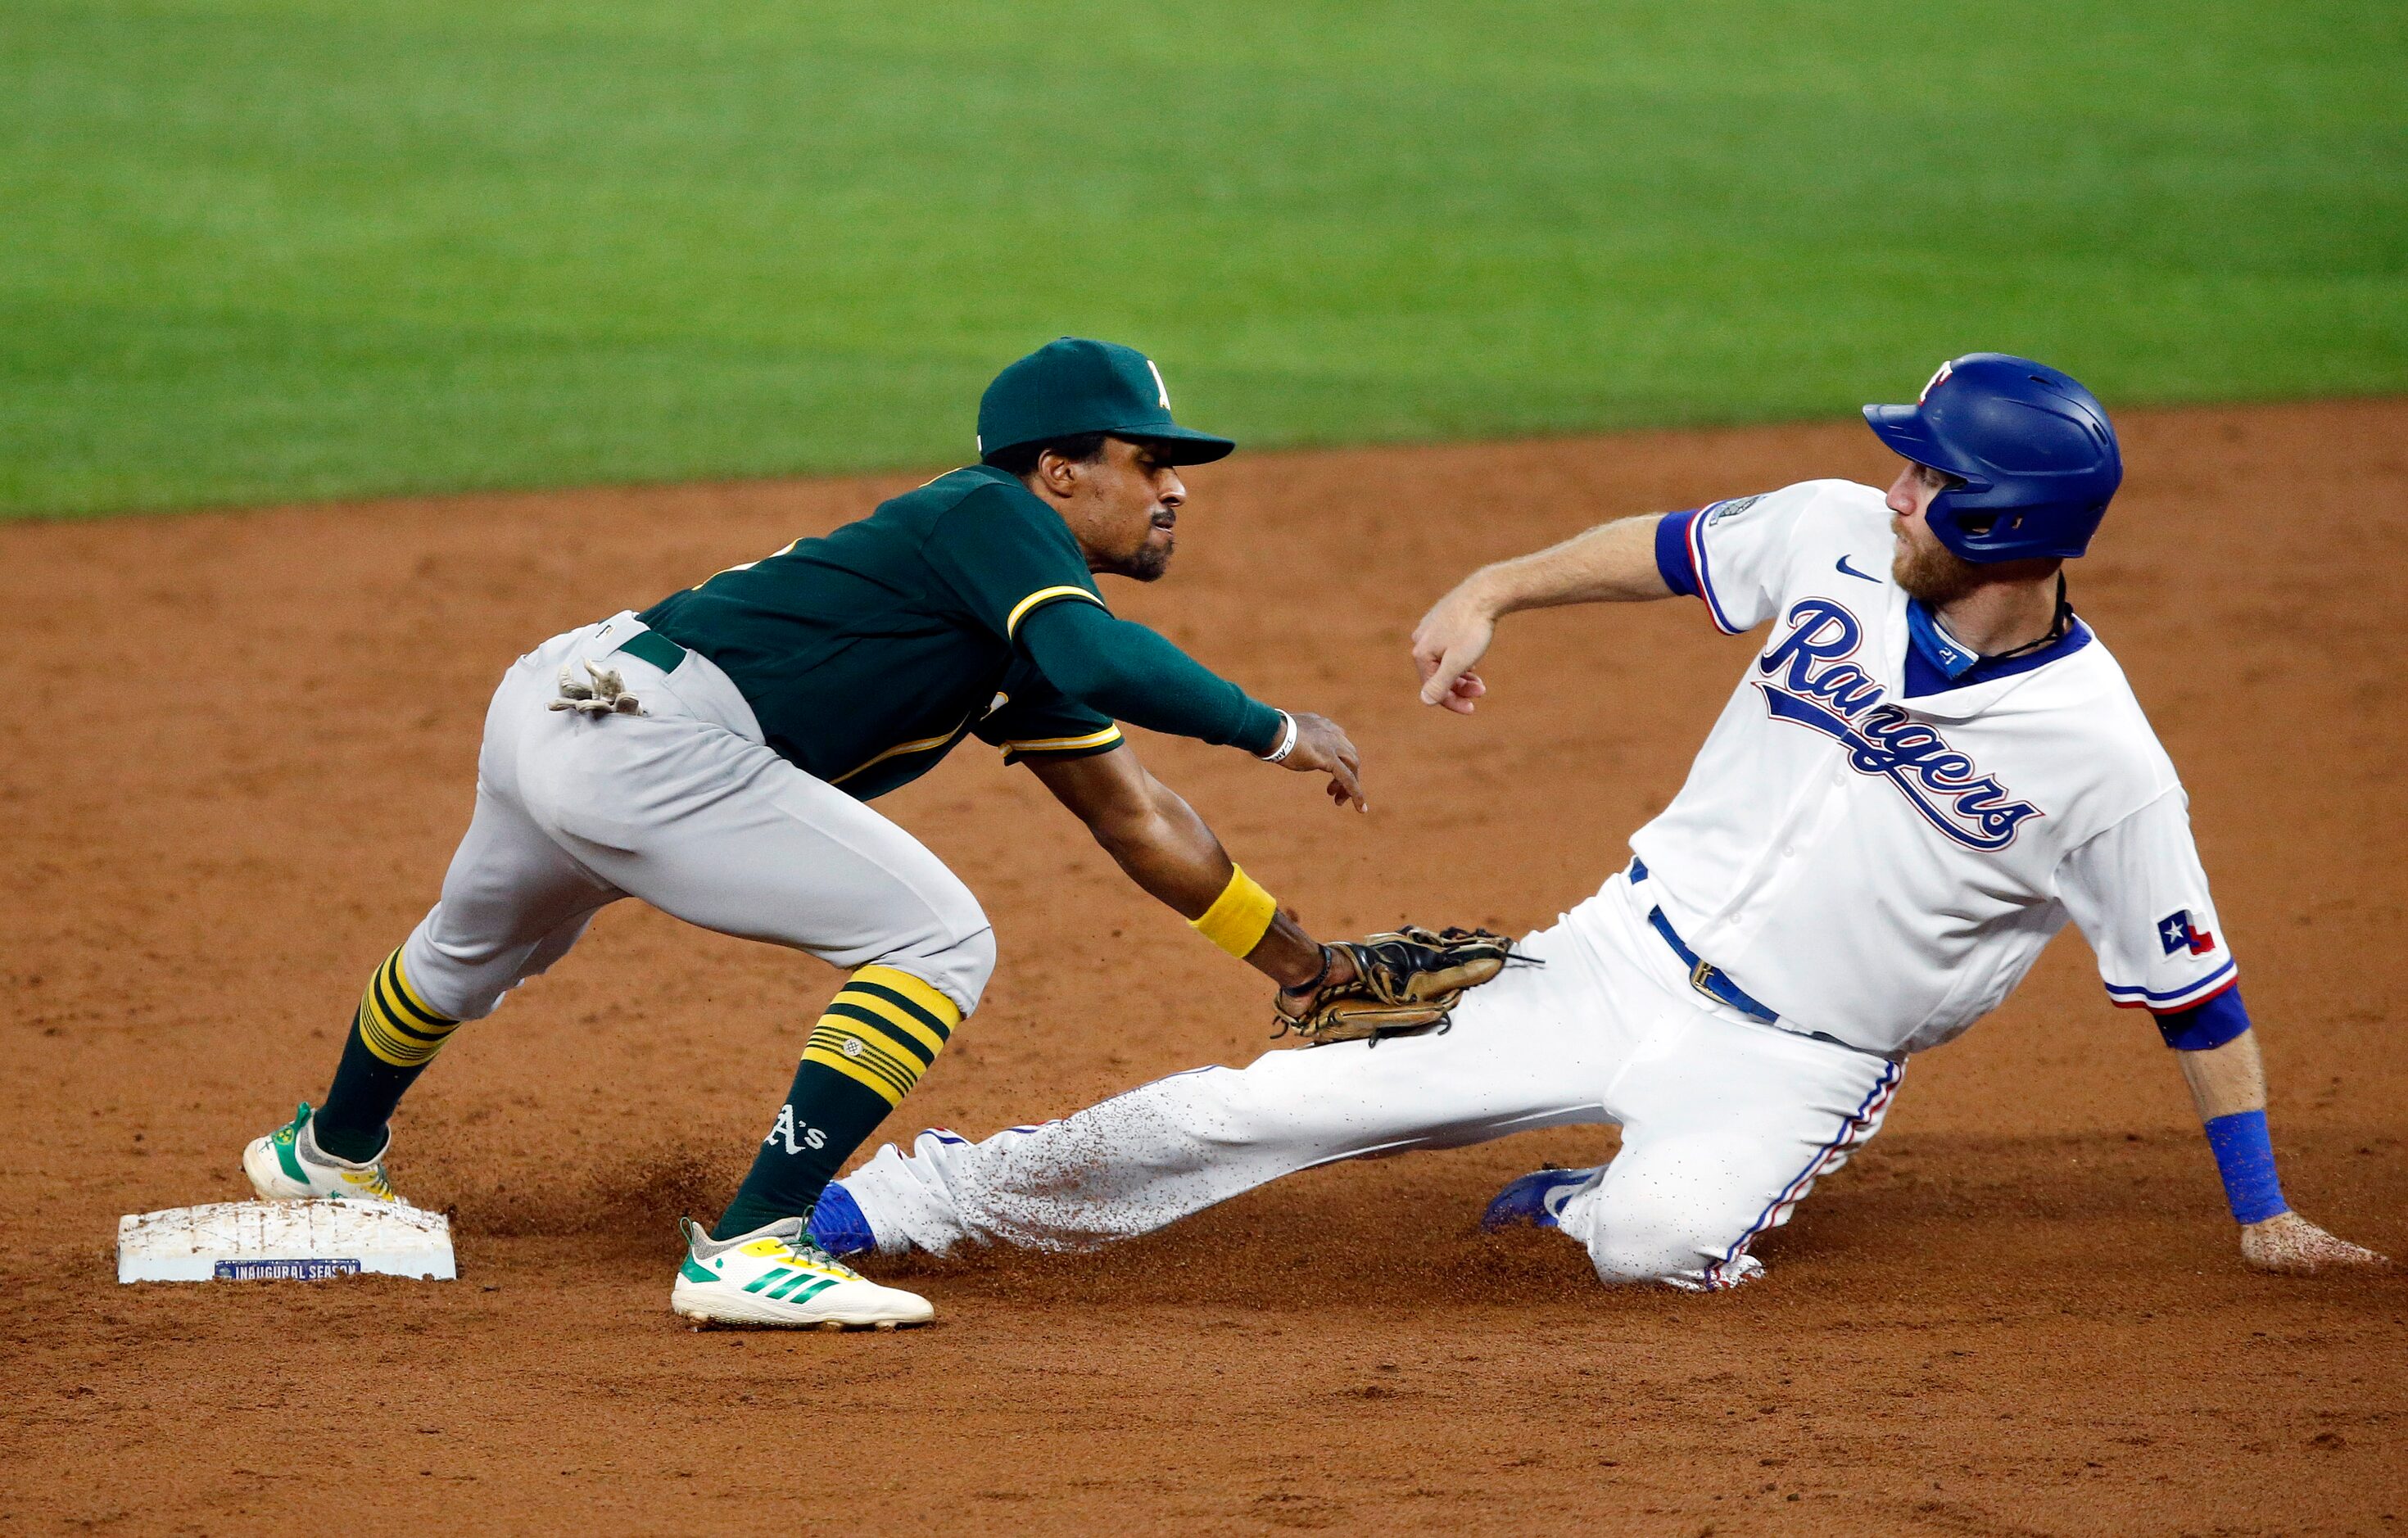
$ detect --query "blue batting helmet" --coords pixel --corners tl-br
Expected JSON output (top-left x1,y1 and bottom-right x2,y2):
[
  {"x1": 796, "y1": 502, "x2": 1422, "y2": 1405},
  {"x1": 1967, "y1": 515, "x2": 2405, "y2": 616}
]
[{"x1": 1863, "y1": 354, "x2": 2122, "y2": 562}]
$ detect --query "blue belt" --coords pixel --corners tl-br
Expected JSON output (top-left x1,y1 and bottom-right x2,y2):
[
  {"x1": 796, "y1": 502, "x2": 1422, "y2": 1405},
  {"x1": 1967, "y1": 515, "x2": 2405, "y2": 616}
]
[{"x1": 1628, "y1": 857, "x2": 1779, "y2": 1025}]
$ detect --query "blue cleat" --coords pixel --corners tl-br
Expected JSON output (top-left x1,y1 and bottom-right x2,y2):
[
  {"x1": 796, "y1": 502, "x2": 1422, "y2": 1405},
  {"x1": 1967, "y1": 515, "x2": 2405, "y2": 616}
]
[
  {"x1": 807, "y1": 1180, "x2": 876, "y2": 1258},
  {"x1": 1480, "y1": 1165, "x2": 1602, "y2": 1232}
]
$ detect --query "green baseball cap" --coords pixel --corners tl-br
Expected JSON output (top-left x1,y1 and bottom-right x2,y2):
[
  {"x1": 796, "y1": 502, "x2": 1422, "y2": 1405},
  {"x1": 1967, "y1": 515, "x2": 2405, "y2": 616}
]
[{"x1": 976, "y1": 338, "x2": 1236, "y2": 466}]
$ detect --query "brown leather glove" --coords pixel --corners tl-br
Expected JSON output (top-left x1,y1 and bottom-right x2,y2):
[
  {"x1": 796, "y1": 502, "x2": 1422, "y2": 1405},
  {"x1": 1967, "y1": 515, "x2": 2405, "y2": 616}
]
[{"x1": 1274, "y1": 926, "x2": 1525, "y2": 1046}]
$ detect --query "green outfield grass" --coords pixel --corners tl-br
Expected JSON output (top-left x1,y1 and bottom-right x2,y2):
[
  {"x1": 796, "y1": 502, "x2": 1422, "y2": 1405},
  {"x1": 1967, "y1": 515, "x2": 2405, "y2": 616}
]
[{"x1": 2, "y1": 1, "x2": 2402, "y2": 517}]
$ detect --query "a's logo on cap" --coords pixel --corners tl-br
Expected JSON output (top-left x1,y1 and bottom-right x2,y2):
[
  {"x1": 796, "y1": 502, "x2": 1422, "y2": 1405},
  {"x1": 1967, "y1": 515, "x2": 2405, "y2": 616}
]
[
  {"x1": 1146, "y1": 358, "x2": 1170, "y2": 409},
  {"x1": 1919, "y1": 360, "x2": 1953, "y2": 404}
]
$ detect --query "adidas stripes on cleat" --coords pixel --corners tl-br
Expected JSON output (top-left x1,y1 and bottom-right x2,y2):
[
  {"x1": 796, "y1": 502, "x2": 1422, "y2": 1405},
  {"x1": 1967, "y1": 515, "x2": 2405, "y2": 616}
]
[{"x1": 669, "y1": 1216, "x2": 932, "y2": 1330}]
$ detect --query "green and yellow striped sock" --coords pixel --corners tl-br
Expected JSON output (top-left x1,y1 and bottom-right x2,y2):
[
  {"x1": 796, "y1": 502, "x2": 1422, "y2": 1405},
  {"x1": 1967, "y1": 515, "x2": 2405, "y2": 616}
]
[
  {"x1": 799, "y1": 965, "x2": 957, "y2": 1106},
  {"x1": 314, "y1": 948, "x2": 462, "y2": 1162},
  {"x1": 352, "y1": 948, "x2": 464, "y2": 1069},
  {"x1": 712, "y1": 966, "x2": 961, "y2": 1241}
]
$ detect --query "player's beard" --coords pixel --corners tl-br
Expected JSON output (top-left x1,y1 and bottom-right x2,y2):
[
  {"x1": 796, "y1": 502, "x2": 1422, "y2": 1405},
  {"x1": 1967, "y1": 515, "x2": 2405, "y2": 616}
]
[
  {"x1": 1891, "y1": 537, "x2": 1985, "y2": 604},
  {"x1": 1894, "y1": 532, "x2": 2062, "y2": 607},
  {"x1": 1107, "y1": 535, "x2": 1174, "y2": 582}
]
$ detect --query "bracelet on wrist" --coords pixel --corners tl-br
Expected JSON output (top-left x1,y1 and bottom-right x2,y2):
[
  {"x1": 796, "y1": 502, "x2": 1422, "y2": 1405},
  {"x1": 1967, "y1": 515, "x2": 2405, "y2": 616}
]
[
  {"x1": 1258, "y1": 710, "x2": 1299, "y2": 764},
  {"x1": 1282, "y1": 944, "x2": 1333, "y2": 997}
]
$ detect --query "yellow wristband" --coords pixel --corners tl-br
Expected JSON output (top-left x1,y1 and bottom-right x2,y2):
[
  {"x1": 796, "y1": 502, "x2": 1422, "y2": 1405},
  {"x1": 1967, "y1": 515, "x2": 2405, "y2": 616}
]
[{"x1": 1190, "y1": 865, "x2": 1279, "y2": 960}]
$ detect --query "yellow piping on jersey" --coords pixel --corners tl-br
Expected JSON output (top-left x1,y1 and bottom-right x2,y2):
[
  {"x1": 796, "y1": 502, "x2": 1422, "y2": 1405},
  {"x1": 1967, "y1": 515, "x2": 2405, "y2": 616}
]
[
  {"x1": 828, "y1": 724, "x2": 971, "y2": 786},
  {"x1": 1004, "y1": 585, "x2": 1103, "y2": 640},
  {"x1": 697, "y1": 536, "x2": 800, "y2": 588},
  {"x1": 1001, "y1": 726, "x2": 1122, "y2": 755},
  {"x1": 817, "y1": 583, "x2": 1106, "y2": 786}
]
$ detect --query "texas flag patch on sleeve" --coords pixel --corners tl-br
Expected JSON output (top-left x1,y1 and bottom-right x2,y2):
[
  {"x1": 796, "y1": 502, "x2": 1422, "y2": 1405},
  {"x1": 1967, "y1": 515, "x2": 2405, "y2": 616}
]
[{"x1": 2158, "y1": 909, "x2": 2216, "y2": 957}]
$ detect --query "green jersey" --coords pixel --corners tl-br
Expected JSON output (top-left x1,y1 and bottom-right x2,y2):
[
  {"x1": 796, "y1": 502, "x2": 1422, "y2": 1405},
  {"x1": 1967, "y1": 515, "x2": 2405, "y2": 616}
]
[{"x1": 639, "y1": 465, "x2": 1125, "y2": 801}]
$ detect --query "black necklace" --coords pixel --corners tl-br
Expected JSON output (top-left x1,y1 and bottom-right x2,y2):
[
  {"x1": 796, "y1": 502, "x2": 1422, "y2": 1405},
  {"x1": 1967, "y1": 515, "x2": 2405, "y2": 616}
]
[{"x1": 1985, "y1": 575, "x2": 2074, "y2": 663}]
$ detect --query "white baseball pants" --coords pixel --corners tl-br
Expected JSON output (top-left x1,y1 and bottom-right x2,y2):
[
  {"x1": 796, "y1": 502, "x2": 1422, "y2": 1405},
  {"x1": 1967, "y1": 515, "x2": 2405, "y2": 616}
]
[
  {"x1": 844, "y1": 871, "x2": 1901, "y2": 1290},
  {"x1": 393, "y1": 614, "x2": 997, "y2": 1025}
]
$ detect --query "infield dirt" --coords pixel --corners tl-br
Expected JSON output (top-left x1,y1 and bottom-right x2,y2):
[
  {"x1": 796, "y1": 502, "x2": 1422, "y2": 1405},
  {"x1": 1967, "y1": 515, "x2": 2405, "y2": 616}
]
[{"x1": 4, "y1": 403, "x2": 2404, "y2": 1535}]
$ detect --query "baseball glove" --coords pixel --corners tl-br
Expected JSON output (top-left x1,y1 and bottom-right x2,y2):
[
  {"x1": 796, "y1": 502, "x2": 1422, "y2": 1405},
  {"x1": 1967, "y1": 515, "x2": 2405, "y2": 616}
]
[{"x1": 1274, "y1": 925, "x2": 1527, "y2": 1046}]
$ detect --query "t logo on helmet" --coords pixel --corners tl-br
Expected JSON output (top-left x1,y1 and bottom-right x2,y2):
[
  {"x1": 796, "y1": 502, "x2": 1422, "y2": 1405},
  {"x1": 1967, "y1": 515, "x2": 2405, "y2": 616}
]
[{"x1": 1863, "y1": 352, "x2": 2122, "y2": 563}]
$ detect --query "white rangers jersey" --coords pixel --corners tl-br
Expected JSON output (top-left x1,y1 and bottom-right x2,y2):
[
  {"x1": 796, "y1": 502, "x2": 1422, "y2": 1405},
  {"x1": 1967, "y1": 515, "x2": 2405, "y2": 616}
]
[{"x1": 1623, "y1": 479, "x2": 2237, "y2": 1056}]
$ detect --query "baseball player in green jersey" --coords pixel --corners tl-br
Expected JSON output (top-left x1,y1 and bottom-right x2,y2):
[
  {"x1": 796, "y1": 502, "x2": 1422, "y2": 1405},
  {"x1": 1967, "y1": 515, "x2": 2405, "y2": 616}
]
[{"x1": 240, "y1": 338, "x2": 1392, "y2": 1329}]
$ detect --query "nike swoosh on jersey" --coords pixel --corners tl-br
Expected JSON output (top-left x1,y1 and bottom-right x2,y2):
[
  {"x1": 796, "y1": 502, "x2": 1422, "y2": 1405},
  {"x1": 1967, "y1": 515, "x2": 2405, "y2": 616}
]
[{"x1": 1835, "y1": 554, "x2": 1881, "y2": 582}]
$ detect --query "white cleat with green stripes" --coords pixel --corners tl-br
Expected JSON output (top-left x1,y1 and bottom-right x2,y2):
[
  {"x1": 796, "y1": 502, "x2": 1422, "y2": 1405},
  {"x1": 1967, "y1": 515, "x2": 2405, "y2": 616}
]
[
  {"x1": 670, "y1": 1216, "x2": 934, "y2": 1330},
  {"x1": 242, "y1": 1102, "x2": 408, "y2": 1204}
]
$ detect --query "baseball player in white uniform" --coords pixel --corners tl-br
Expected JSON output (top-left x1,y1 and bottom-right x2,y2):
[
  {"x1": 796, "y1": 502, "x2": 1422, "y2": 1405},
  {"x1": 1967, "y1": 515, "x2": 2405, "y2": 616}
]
[{"x1": 803, "y1": 355, "x2": 2385, "y2": 1289}]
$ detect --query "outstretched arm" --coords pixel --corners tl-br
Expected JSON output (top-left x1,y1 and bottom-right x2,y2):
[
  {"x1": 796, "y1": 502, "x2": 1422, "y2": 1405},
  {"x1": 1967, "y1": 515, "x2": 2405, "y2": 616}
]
[
  {"x1": 1410, "y1": 513, "x2": 1674, "y2": 713},
  {"x1": 2059, "y1": 795, "x2": 2386, "y2": 1275},
  {"x1": 1020, "y1": 599, "x2": 1365, "y2": 811},
  {"x1": 2173, "y1": 1025, "x2": 2387, "y2": 1274},
  {"x1": 1025, "y1": 744, "x2": 1355, "y2": 994}
]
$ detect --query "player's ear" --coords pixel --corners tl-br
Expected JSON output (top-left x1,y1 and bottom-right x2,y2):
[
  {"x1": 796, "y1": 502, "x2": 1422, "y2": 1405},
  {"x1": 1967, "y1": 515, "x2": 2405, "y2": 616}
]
[{"x1": 1035, "y1": 447, "x2": 1084, "y2": 497}]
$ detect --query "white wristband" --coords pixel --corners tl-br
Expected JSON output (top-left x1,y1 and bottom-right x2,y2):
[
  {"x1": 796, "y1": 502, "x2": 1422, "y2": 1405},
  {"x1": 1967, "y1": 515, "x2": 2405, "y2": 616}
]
[{"x1": 1257, "y1": 710, "x2": 1299, "y2": 764}]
